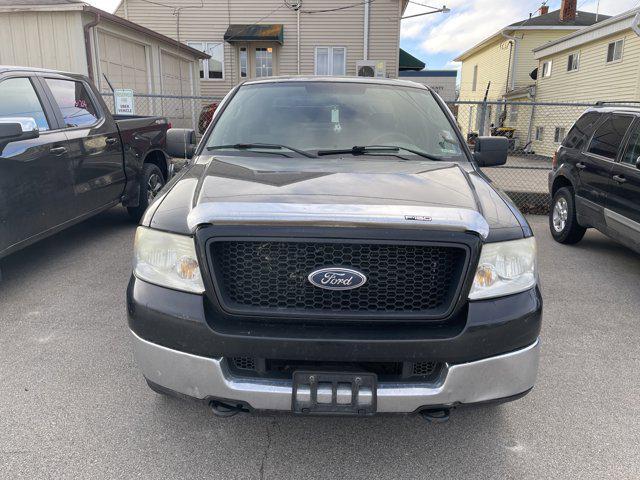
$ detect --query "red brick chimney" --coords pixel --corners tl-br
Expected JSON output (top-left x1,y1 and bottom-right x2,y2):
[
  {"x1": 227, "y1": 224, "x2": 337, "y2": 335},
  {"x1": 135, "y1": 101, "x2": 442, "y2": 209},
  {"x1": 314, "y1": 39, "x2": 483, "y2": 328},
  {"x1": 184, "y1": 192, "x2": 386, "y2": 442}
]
[
  {"x1": 540, "y1": 5, "x2": 549, "y2": 15},
  {"x1": 560, "y1": 0, "x2": 577, "y2": 22}
]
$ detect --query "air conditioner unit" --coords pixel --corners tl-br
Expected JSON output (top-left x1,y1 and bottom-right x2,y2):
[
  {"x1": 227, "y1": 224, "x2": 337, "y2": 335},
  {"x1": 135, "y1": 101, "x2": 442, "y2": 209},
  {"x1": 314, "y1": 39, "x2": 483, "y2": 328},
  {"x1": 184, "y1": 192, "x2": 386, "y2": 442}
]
[{"x1": 356, "y1": 60, "x2": 386, "y2": 78}]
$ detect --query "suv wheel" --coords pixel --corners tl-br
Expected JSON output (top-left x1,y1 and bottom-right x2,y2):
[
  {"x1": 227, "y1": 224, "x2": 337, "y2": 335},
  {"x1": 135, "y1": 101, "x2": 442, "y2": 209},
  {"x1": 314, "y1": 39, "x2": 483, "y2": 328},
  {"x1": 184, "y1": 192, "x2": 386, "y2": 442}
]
[
  {"x1": 127, "y1": 163, "x2": 165, "y2": 222},
  {"x1": 549, "y1": 187, "x2": 586, "y2": 244}
]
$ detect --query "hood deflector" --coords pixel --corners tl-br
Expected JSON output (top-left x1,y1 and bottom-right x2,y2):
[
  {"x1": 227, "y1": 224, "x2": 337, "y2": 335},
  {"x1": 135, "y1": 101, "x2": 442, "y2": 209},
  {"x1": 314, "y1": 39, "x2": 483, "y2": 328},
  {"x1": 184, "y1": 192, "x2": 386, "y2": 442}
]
[{"x1": 187, "y1": 202, "x2": 490, "y2": 239}]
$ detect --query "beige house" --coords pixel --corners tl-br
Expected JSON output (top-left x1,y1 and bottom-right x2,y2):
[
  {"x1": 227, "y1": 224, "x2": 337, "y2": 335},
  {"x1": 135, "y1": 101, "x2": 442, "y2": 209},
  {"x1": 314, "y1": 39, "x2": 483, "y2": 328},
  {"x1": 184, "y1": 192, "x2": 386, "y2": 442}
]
[
  {"x1": 454, "y1": 0, "x2": 606, "y2": 145},
  {"x1": 114, "y1": 0, "x2": 409, "y2": 98},
  {"x1": 0, "y1": 0, "x2": 208, "y2": 126},
  {"x1": 531, "y1": 7, "x2": 640, "y2": 156}
]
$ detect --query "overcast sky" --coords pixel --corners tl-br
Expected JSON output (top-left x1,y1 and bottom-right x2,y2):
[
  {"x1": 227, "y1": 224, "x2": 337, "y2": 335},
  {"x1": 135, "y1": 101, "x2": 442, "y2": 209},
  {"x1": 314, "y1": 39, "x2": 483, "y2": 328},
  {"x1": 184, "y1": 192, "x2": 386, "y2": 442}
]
[{"x1": 87, "y1": 0, "x2": 638, "y2": 70}]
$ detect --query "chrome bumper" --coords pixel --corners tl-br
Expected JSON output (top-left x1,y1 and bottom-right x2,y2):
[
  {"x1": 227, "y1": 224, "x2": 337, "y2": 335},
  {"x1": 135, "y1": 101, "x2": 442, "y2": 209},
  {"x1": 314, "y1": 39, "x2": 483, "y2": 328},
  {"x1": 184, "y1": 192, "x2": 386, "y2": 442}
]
[{"x1": 131, "y1": 331, "x2": 540, "y2": 413}]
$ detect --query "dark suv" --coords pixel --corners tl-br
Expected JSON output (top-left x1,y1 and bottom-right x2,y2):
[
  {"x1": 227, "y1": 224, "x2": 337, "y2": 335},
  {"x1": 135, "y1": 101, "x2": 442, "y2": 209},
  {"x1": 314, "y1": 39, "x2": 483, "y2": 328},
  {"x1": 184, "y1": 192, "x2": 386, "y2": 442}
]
[{"x1": 549, "y1": 106, "x2": 640, "y2": 253}]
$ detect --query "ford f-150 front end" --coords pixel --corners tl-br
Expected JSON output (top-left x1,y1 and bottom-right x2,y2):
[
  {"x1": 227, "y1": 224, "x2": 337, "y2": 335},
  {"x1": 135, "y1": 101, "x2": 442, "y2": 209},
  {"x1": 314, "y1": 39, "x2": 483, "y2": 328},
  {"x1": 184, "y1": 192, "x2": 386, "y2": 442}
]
[{"x1": 127, "y1": 77, "x2": 541, "y2": 417}]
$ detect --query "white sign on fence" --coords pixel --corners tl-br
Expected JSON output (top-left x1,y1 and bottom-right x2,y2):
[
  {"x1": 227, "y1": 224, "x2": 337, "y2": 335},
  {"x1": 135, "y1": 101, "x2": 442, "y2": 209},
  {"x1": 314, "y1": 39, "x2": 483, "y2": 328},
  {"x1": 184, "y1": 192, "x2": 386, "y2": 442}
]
[{"x1": 114, "y1": 89, "x2": 135, "y2": 115}]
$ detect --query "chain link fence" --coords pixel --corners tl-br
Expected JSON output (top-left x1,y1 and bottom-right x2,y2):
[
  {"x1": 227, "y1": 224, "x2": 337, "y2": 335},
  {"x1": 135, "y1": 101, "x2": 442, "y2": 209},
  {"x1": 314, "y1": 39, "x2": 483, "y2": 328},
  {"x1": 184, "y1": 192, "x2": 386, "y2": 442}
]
[
  {"x1": 101, "y1": 92, "x2": 222, "y2": 135},
  {"x1": 100, "y1": 92, "x2": 630, "y2": 215},
  {"x1": 448, "y1": 99, "x2": 603, "y2": 214}
]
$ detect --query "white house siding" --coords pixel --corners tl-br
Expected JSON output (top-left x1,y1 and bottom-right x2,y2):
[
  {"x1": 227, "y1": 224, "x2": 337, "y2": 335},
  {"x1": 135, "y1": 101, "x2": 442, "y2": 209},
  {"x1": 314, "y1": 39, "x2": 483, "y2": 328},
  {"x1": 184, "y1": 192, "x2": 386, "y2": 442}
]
[
  {"x1": 456, "y1": 28, "x2": 580, "y2": 140},
  {"x1": 514, "y1": 29, "x2": 577, "y2": 87},
  {"x1": 0, "y1": 10, "x2": 87, "y2": 73},
  {"x1": 116, "y1": 0, "x2": 403, "y2": 98},
  {"x1": 457, "y1": 39, "x2": 511, "y2": 138},
  {"x1": 532, "y1": 30, "x2": 640, "y2": 156}
]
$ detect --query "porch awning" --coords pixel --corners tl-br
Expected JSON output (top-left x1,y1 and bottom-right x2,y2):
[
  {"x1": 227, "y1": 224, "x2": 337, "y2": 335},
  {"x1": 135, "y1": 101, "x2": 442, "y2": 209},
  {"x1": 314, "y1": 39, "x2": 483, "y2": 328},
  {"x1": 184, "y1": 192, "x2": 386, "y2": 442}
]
[
  {"x1": 399, "y1": 48, "x2": 425, "y2": 71},
  {"x1": 224, "y1": 24, "x2": 284, "y2": 44}
]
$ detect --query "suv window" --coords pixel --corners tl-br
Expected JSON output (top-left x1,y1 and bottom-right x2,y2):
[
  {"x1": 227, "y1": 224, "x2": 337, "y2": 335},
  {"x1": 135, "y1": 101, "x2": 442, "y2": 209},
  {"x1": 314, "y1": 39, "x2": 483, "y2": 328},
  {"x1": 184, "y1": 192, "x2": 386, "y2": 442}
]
[
  {"x1": 587, "y1": 114, "x2": 633, "y2": 160},
  {"x1": 45, "y1": 79, "x2": 99, "y2": 128},
  {"x1": 0, "y1": 77, "x2": 50, "y2": 131},
  {"x1": 563, "y1": 112, "x2": 600, "y2": 150},
  {"x1": 621, "y1": 122, "x2": 640, "y2": 166}
]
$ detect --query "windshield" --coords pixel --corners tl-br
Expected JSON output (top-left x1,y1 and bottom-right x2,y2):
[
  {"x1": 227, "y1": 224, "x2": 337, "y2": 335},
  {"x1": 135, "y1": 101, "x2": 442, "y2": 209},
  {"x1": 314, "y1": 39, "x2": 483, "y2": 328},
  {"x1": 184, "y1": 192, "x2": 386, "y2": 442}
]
[{"x1": 205, "y1": 81, "x2": 465, "y2": 160}]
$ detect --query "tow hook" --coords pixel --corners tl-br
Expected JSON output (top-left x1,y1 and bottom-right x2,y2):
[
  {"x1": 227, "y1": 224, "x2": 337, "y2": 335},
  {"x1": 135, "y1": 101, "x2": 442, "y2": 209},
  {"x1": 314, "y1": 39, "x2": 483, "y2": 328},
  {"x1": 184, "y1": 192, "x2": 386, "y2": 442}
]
[
  {"x1": 420, "y1": 408, "x2": 451, "y2": 423},
  {"x1": 209, "y1": 400, "x2": 249, "y2": 417}
]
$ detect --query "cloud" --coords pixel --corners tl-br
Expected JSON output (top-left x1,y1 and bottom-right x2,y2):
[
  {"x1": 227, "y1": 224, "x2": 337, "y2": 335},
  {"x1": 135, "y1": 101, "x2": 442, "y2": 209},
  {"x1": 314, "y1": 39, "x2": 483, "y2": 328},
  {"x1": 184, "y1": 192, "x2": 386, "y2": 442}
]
[{"x1": 85, "y1": 0, "x2": 121, "y2": 13}]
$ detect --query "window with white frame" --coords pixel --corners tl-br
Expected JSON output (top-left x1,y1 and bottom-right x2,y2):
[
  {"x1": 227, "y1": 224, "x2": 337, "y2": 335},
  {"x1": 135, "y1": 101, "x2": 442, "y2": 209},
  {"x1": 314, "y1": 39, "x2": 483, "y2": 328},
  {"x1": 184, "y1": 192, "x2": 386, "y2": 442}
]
[
  {"x1": 509, "y1": 105, "x2": 518, "y2": 124},
  {"x1": 606, "y1": 39, "x2": 623, "y2": 63},
  {"x1": 535, "y1": 126, "x2": 544, "y2": 141},
  {"x1": 541, "y1": 60, "x2": 552, "y2": 78},
  {"x1": 314, "y1": 47, "x2": 346, "y2": 76},
  {"x1": 554, "y1": 127, "x2": 566, "y2": 143},
  {"x1": 567, "y1": 52, "x2": 579, "y2": 71},
  {"x1": 187, "y1": 41, "x2": 224, "y2": 79}
]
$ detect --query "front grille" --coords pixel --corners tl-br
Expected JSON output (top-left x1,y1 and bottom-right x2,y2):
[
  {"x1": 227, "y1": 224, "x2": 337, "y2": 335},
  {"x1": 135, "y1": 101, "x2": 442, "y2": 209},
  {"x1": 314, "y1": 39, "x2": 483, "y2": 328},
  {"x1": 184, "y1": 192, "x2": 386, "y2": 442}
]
[
  {"x1": 226, "y1": 357, "x2": 442, "y2": 380},
  {"x1": 232, "y1": 357, "x2": 256, "y2": 371},
  {"x1": 412, "y1": 361, "x2": 438, "y2": 376},
  {"x1": 208, "y1": 240, "x2": 467, "y2": 318}
]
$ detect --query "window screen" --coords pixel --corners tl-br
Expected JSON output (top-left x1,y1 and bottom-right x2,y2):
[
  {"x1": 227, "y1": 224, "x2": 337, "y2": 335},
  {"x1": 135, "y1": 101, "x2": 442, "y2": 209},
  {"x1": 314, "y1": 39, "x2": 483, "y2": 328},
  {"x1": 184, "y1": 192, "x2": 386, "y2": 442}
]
[
  {"x1": 587, "y1": 115, "x2": 633, "y2": 159},
  {"x1": 46, "y1": 79, "x2": 99, "y2": 128},
  {"x1": 606, "y1": 40, "x2": 623, "y2": 63},
  {"x1": 0, "y1": 77, "x2": 49, "y2": 130}
]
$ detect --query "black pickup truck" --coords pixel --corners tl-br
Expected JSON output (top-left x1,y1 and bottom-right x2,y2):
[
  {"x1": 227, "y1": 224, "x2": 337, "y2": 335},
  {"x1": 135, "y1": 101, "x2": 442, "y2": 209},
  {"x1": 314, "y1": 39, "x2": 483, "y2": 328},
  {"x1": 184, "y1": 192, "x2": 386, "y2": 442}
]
[
  {"x1": 128, "y1": 77, "x2": 541, "y2": 419},
  {"x1": 0, "y1": 66, "x2": 188, "y2": 259}
]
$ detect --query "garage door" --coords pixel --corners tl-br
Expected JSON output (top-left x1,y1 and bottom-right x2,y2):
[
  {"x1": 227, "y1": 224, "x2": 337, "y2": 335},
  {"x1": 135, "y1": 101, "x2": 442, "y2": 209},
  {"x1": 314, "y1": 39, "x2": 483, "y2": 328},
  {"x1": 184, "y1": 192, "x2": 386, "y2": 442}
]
[
  {"x1": 97, "y1": 31, "x2": 150, "y2": 114},
  {"x1": 161, "y1": 51, "x2": 194, "y2": 128}
]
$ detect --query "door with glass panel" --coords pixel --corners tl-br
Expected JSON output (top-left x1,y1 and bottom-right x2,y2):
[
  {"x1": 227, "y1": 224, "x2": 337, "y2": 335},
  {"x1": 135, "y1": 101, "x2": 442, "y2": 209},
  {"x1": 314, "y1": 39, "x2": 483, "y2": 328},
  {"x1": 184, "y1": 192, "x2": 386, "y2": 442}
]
[{"x1": 237, "y1": 45, "x2": 277, "y2": 80}]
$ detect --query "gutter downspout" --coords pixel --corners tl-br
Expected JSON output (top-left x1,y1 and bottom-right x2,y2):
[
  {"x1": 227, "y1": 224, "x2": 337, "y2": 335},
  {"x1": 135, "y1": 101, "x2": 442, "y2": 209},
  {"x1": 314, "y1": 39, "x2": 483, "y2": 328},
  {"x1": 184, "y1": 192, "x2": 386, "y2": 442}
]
[
  {"x1": 632, "y1": 12, "x2": 640, "y2": 36},
  {"x1": 501, "y1": 30, "x2": 518, "y2": 92},
  {"x1": 364, "y1": 0, "x2": 370, "y2": 60},
  {"x1": 83, "y1": 11, "x2": 101, "y2": 82},
  {"x1": 297, "y1": 6, "x2": 301, "y2": 74},
  {"x1": 632, "y1": 13, "x2": 640, "y2": 98}
]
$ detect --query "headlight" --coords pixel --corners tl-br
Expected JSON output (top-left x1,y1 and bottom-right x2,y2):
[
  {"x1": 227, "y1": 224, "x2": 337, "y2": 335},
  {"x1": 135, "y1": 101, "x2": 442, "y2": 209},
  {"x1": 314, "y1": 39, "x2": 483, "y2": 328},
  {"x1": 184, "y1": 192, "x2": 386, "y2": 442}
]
[
  {"x1": 133, "y1": 227, "x2": 205, "y2": 294},
  {"x1": 468, "y1": 237, "x2": 537, "y2": 300}
]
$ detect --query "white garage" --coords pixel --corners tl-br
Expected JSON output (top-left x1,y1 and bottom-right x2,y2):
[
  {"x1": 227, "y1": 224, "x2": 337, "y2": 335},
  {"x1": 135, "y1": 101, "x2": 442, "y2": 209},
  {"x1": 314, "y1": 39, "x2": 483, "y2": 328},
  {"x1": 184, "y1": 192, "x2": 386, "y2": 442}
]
[
  {"x1": 0, "y1": 0, "x2": 208, "y2": 123},
  {"x1": 159, "y1": 50, "x2": 196, "y2": 127},
  {"x1": 97, "y1": 30, "x2": 150, "y2": 95}
]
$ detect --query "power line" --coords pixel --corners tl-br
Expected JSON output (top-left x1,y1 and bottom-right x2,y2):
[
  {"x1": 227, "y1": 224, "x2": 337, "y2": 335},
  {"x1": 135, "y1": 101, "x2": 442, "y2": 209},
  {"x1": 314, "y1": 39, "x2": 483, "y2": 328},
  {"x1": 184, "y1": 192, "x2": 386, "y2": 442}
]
[{"x1": 300, "y1": 0, "x2": 376, "y2": 15}]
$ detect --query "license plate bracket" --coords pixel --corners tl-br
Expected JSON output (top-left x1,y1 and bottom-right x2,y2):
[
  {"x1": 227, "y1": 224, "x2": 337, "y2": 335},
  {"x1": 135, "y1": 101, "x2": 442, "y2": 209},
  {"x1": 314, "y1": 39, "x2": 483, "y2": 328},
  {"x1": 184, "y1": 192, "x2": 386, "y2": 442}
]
[{"x1": 292, "y1": 371, "x2": 377, "y2": 415}]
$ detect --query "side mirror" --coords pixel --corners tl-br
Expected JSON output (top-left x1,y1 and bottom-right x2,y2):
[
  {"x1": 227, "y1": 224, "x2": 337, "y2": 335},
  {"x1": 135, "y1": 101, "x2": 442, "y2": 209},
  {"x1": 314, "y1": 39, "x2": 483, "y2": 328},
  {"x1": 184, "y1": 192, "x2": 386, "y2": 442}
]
[
  {"x1": 473, "y1": 136, "x2": 508, "y2": 167},
  {"x1": 0, "y1": 117, "x2": 39, "y2": 151},
  {"x1": 636, "y1": 155, "x2": 640, "y2": 170},
  {"x1": 166, "y1": 128, "x2": 196, "y2": 160}
]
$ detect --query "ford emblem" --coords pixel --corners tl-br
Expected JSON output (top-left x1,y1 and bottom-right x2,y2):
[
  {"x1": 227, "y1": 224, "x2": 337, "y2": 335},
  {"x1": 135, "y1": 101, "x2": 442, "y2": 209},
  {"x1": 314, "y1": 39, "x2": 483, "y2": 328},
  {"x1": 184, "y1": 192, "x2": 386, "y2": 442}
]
[{"x1": 308, "y1": 267, "x2": 367, "y2": 291}]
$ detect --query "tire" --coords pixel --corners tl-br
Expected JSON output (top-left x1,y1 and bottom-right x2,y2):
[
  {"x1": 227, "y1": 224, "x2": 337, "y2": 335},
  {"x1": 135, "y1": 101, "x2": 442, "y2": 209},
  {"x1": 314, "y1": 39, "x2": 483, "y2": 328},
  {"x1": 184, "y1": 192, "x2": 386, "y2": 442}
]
[
  {"x1": 127, "y1": 163, "x2": 165, "y2": 222},
  {"x1": 549, "y1": 187, "x2": 586, "y2": 244}
]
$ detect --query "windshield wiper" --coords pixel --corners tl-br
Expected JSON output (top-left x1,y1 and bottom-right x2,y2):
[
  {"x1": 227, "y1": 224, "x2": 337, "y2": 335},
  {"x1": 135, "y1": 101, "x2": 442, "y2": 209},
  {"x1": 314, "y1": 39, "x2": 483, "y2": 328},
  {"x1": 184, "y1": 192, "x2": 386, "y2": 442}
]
[
  {"x1": 317, "y1": 145, "x2": 442, "y2": 161},
  {"x1": 207, "y1": 143, "x2": 316, "y2": 158}
]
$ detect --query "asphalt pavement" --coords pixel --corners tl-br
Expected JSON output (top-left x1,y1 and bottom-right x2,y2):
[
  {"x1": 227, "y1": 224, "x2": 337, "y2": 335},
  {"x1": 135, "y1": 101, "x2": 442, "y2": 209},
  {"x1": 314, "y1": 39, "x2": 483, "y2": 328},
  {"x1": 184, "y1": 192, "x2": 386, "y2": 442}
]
[{"x1": 1, "y1": 209, "x2": 639, "y2": 479}]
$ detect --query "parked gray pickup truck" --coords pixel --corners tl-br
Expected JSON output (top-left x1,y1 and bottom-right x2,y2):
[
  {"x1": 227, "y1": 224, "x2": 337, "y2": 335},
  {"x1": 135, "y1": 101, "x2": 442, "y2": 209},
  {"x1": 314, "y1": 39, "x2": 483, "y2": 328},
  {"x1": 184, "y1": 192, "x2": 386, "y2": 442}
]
[
  {"x1": 128, "y1": 77, "x2": 542, "y2": 420},
  {"x1": 0, "y1": 66, "x2": 188, "y2": 259}
]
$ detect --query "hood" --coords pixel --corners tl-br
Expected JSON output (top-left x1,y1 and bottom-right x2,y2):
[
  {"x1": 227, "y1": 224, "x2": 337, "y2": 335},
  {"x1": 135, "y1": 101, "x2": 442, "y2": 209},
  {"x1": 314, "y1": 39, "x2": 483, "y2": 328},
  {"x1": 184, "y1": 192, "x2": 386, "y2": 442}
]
[{"x1": 147, "y1": 155, "x2": 525, "y2": 240}]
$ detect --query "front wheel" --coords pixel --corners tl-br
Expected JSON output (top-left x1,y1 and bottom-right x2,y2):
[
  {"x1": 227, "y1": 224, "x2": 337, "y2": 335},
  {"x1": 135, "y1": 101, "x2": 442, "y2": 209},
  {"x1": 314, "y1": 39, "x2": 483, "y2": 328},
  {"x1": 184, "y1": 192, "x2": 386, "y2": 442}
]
[
  {"x1": 127, "y1": 163, "x2": 165, "y2": 222},
  {"x1": 549, "y1": 187, "x2": 586, "y2": 244}
]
